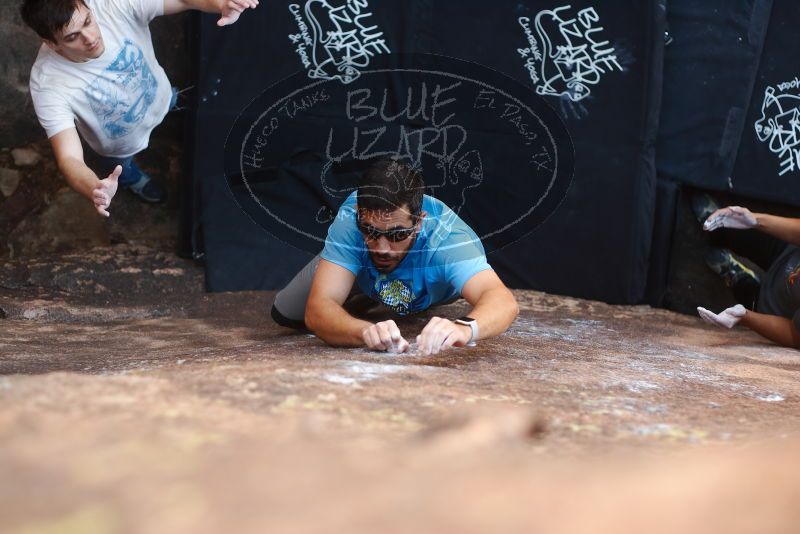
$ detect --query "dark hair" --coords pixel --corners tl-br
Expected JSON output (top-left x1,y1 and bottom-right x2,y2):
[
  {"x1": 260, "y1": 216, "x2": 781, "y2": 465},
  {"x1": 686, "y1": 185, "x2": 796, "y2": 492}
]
[
  {"x1": 357, "y1": 158, "x2": 425, "y2": 218},
  {"x1": 20, "y1": 0, "x2": 87, "y2": 42}
]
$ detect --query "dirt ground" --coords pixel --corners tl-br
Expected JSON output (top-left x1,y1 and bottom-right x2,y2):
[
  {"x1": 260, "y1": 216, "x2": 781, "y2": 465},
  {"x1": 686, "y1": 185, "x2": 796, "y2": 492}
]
[{"x1": 2, "y1": 245, "x2": 800, "y2": 534}]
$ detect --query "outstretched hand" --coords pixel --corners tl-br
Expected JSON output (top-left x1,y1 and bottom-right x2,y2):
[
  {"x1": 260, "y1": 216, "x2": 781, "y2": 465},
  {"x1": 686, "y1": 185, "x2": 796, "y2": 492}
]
[
  {"x1": 416, "y1": 316, "x2": 471, "y2": 356},
  {"x1": 217, "y1": 0, "x2": 259, "y2": 26},
  {"x1": 697, "y1": 304, "x2": 747, "y2": 329},
  {"x1": 93, "y1": 165, "x2": 121, "y2": 217},
  {"x1": 703, "y1": 206, "x2": 757, "y2": 231}
]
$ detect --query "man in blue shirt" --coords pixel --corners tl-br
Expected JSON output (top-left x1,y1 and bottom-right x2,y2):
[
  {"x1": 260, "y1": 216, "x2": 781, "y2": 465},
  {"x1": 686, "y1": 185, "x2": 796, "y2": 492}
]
[{"x1": 271, "y1": 158, "x2": 519, "y2": 356}]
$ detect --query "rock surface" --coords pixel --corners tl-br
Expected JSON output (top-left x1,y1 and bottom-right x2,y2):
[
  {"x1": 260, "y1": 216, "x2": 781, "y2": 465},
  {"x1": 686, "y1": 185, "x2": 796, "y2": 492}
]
[
  {"x1": 10, "y1": 146, "x2": 41, "y2": 167},
  {"x1": 0, "y1": 167, "x2": 21, "y2": 197},
  {"x1": 7, "y1": 187, "x2": 110, "y2": 257},
  {"x1": 0, "y1": 136, "x2": 183, "y2": 261},
  {"x1": 1, "y1": 245, "x2": 799, "y2": 533}
]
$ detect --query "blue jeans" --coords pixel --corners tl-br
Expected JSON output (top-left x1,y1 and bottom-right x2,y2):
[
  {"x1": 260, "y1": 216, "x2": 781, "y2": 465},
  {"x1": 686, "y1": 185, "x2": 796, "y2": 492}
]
[
  {"x1": 89, "y1": 154, "x2": 140, "y2": 187},
  {"x1": 87, "y1": 87, "x2": 179, "y2": 186}
]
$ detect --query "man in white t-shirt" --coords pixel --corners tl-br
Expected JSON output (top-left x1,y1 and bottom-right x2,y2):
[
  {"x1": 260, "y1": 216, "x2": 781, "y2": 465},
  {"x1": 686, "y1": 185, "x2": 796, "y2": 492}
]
[{"x1": 21, "y1": 0, "x2": 258, "y2": 216}]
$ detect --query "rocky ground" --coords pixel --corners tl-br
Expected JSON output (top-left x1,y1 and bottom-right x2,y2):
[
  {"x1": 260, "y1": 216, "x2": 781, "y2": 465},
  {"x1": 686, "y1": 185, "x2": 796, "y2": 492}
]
[
  {"x1": 1, "y1": 244, "x2": 799, "y2": 534},
  {"x1": 0, "y1": 137, "x2": 183, "y2": 261}
]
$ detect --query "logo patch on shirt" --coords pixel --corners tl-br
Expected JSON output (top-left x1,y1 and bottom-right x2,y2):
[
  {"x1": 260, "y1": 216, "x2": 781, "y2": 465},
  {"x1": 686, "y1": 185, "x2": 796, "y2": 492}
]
[
  {"x1": 84, "y1": 40, "x2": 158, "y2": 139},
  {"x1": 376, "y1": 279, "x2": 416, "y2": 315}
]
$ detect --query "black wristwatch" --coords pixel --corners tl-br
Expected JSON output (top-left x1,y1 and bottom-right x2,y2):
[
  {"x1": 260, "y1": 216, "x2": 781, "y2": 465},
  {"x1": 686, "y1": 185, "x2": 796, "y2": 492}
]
[{"x1": 454, "y1": 316, "x2": 479, "y2": 345}]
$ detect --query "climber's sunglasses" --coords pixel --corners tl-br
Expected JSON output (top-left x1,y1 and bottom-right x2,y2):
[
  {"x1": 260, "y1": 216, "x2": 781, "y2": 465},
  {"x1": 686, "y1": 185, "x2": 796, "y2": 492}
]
[{"x1": 357, "y1": 217, "x2": 419, "y2": 242}]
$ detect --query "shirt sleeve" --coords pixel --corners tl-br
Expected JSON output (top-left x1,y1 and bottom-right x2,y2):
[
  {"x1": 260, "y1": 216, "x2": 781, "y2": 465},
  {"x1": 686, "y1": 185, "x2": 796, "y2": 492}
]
[
  {"x1": 30, "y1": 79, "x2": 75, "y2": 139},
  {"x1": 112, "y1": 0, "x2": 164, "y2": 24},
  {"x1": 319, "y1": 203, "x2": 364, "y2": 276},
  {"x1": 792, "y1": 308, "x2": 800, "y2": 334},
  {"x1": 432, "y1": 230, "x2": 493, "y2": 295},
  {"x1": 135, "y1": 0, "x2": 164, "y2": 23}
]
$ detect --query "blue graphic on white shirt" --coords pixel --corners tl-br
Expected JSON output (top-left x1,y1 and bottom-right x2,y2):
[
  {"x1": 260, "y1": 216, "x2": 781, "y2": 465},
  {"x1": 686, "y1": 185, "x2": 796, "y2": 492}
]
[{"x1": 84, "y1": 40, "x2": 157, "y2": 139}]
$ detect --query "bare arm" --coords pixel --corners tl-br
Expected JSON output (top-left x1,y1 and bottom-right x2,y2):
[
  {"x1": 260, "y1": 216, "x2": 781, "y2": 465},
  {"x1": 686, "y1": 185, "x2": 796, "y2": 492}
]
[
  {"x1": 162, "y1": 0, "x2": 258, "y2": 26},
  {"x1": 304, "y1": 259, "x2": 372, "y2": 347},
  {"x1": 704, "y1": 205, "x2": 800, "y2": 246},
  {"x1": 754, "y1": 213, "x2": 800, "y2": 247},
  {"x1": 459, "y1": 269, "x2": 520, "y2": 340},
  {"x1": 50, "y1": 128, "x2": 120, "y2": 217},
  {"x1": 51, "y1": 128, "x2": 98, "y2": 199},
  {"x1": 699, "y1": 304, "x2": 800, "y2": 348},
  {"x1": 740, "y1": 310, "x2": 800, "y2": 348}
]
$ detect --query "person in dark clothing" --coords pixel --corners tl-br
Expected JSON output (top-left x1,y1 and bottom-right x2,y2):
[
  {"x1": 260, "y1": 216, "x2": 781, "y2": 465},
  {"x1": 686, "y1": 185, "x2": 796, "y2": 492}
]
[{"x1": 696, "y1": 200, "x2": 800, "y2": 348}]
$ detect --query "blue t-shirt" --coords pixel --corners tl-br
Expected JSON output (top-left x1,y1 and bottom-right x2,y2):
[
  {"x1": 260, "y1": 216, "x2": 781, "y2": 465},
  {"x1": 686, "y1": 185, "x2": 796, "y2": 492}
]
[{"x1": 320, "y1": 193, "x2": 492, "y2": 315}]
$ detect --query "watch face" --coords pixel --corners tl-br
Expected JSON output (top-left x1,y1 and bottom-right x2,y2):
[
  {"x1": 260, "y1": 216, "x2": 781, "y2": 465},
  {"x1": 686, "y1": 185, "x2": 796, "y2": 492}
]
[{"x1": 458, "y1": 316, "x2": 476, "y2": 323}]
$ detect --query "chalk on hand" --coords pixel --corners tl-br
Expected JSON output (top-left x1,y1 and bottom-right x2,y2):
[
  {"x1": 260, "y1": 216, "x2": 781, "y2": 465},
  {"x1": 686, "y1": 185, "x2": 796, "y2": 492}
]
[{"x1": 387, "y1": 338, "x2": 410, "y2": 354}]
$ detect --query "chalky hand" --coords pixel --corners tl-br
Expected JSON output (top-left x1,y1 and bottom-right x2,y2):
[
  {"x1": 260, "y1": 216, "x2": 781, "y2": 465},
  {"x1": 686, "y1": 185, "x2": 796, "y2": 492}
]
[
  {"x1": 93, "y1": 165, "x2": 120, "y2": 218},
  {"x1": 362, "y1": 320, "x2": 409, "y2": 353},
  {"x1": 697, "y1": 304, "x2": 747, "y2": 329},
  {"x1": 416, "y1": 316, "x2": 471, "y2": 356},
  {"x1": 703, "y1": 206, "x2": 757, "y2": 231},
  {"x1": 218, "y1": 0, "x2": 259, "y2": 26}
]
